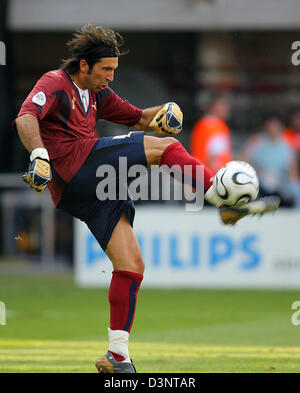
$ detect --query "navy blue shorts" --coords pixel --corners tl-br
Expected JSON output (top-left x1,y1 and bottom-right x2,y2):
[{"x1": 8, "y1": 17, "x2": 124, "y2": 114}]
[{"x1": 58, "y1": 131, "x2": 147, "y2": 250}]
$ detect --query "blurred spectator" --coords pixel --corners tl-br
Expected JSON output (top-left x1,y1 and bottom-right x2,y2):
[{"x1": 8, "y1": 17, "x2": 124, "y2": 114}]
[
  {"x1": 240, "y1": 116, "x2": 299, "y2": 208},
  {"x1": 190, "y1": 94, "x2": 232, "y2": 174},
  {"x1": 283, "y1": 107, "x2": 300, "y2": 175}
]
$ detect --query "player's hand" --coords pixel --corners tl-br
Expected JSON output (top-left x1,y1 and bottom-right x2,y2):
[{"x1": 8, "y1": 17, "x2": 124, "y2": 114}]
[
  {"x1": 150, "y1": 102, "x2": 183, "y2": 136},
  {"x1": 22, "y1": 148, "x2": 52, "y2": 193}
]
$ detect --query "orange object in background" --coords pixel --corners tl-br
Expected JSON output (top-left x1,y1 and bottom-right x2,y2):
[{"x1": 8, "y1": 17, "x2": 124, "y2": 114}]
[
  {"x1": 190, "y1": 95, "x2": 232, "y2": 174},
  {"x1": 283, "y1": 108, "x2": 300, "y2": 156},
  {"x1": 191, "y1": 115, "x2": 232, "y2": 174},
  {"x1": 283, "y1": 129, "x2": 300, "y2": 151},
  {"x1": 283, "y1": 128, "x2": 300, "y2": 179}
]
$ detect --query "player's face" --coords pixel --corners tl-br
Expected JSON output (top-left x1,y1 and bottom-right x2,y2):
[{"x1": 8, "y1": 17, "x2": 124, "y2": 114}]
[{"x1": 85, "y1": 58, "x2": 119, "y2": 92}]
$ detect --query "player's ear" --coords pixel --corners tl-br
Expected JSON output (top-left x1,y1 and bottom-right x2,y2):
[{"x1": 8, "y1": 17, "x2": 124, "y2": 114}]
[{"x1": 79, "y1": 59, "x2": 89, "y2": 74}]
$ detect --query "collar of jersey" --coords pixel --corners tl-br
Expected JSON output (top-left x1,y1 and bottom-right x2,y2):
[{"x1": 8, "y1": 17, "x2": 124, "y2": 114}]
[
  {"x1": 73, "y1": 82, "x2": 89, "y2": 114},
  {"x1": 62, "y1": 70, "x2": 91, "y2": 116}
]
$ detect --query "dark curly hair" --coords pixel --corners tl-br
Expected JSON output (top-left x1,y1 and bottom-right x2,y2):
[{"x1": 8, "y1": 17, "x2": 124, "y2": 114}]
[{"x1": 61, "y1": 24, "x2": 128, "y2": 74}]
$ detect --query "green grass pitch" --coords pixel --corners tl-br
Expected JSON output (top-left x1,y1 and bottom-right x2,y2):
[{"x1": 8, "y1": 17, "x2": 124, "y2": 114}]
[{"x1": 0, "y1": 274, "x2": 300, "y2": 373}]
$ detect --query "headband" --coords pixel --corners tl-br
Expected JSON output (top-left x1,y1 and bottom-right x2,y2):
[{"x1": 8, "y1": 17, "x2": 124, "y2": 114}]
[{"x1": 74, "y1": 43, "x2": 120, "y2": 62}]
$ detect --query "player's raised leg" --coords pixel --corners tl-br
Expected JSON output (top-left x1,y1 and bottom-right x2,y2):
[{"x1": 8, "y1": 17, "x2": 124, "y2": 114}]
[
  {"x1": 143, "y1": 135, "x2": 214, "y2": 196},
  {"x1": 143, "y1": 135, "x2": 280, "y2": 222},
  {"x1": 95, "y1": 214, "x2": 144, "y2": 373}
]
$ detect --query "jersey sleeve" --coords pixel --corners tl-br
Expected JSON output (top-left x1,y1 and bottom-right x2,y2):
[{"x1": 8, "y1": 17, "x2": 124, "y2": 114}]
[
  {"x1": 14, "y1": 72, "x2": 62, "y2": 123},
  {"x1": 99, "y1": 88, "x2": 142, "y2": 127}
]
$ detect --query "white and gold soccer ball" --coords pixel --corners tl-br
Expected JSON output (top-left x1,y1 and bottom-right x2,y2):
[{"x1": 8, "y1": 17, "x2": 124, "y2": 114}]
[{"x1": 213, "y1": 161, "x2": 259, "y2": 206}]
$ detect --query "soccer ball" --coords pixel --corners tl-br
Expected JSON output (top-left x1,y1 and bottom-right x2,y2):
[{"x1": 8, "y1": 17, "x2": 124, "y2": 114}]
[{"x1": 213, "y1": 161, "x2": 259, "y2": 206}]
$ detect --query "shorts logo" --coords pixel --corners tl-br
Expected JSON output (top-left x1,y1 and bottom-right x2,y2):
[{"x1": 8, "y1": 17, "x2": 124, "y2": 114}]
[
  {"x1": 32, "y1": 92, "x2": 46, "y2": 106},
  {"x1": 113, "y1": 134, "x2": 130, "y2": 140}
]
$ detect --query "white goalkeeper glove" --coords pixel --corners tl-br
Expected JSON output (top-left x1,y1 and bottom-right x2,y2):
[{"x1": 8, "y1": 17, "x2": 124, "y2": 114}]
[
  {"x1": 22, "y1": 148, "x2": 52, "y2": 193},
  {"x1": 150, "y1": 102, "x2": 183, "y2": 136}
]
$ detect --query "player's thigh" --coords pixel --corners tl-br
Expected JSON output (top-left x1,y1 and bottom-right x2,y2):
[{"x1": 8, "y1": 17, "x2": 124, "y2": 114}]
[
  {"x1": 144, "y1": 135, "x2": 178, "y2": 167},
  {"x1": 105, "y1": 213, "x2": 145, "y2": 274}
]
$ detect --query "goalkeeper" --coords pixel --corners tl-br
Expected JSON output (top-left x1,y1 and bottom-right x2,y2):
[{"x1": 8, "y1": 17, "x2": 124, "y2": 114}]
[{"x1": 13, "y1": 24, "x2": 278, "y2": 373}]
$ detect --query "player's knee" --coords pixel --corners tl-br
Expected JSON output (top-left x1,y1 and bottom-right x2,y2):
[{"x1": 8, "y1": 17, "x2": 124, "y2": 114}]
[
  {"x1": 127, "y1": 256, "x2": 145, "y2": 274},
  {"x1": 136, "y1": 256, "x2": 145, "y2": 274},
  {"x1": 156, "y1": 137, "x2": 179, "y2": 164},
  {"x1": 144, "y1": 135, "x2": 179, "y2": 166},
  {"x1": 162, "y1": 137, "x2": 178, "y2": 148},
  {"x1": 159, "y1": 137, "x2": 180, "y2": 157}
]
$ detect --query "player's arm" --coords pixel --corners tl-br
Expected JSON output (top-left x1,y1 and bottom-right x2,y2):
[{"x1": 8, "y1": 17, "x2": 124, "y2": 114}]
[
  {"x1": 13, "y1": 72, "x2": 62, "y2": 192},
  {"x1": 99, "y1": 89, "x2": 182, "y2": 135},
  {"x1": 133, "y1": 102, "x2": 183, "y2": 136},
  {"x1": 132, "y1": 105, "x2": 163, "y2": 131},
  {"x1": 16, "y1": 114, "x2": 44, "y2": 152},
  {"x1": 15, "y1": 114, "x2": 51, "y2": 193}
]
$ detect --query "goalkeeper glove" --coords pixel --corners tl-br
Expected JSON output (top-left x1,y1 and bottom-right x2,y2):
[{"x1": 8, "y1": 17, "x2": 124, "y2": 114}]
[
  {"x1": 150, "y1": 102, "x2": 183, "y2": 136},
  {"x1": 22, "y1": 148, "x2": 52, "y2": 193}
]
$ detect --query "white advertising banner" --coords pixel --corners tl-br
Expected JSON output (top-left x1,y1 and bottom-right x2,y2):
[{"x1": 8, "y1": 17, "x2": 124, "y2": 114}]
[{"x1": 75, "y1": 207, "x2": 300, "y2": 288}]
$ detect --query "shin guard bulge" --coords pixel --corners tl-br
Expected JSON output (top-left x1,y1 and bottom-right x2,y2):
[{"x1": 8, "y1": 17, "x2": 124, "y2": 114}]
[
  {"x1": 109, "y1": 270, "x2": 143, "y2": 333},
  {"x1": 159, "y1": 141, "x2": 214, "y2": 192}
]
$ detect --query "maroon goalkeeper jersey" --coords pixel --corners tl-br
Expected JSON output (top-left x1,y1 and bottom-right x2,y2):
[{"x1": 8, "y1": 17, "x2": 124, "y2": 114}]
[{"x1": 14, "y1": 69, "x2": 143, "y2": 206}]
